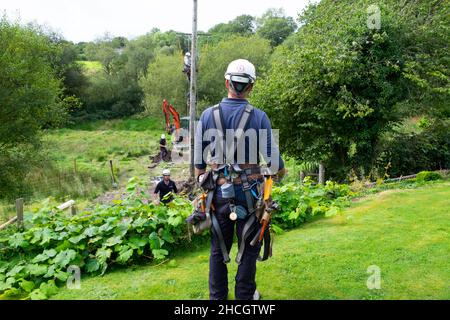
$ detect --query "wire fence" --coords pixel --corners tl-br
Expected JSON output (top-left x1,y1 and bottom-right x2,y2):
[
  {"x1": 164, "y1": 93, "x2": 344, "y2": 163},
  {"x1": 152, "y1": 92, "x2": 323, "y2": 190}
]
[
  {"x1": 0, "y1": 159, "x2": 121, "y2": 224},
  {"x1": 22, "y1": 160, "x2": 113, "y2": 200}
]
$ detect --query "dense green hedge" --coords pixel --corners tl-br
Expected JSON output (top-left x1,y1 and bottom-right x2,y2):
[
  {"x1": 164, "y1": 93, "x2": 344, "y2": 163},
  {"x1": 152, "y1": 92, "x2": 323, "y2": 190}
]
[
  {"x1": 376, "y1": 120, "x2": 450, "y2": 177},
  {"x1": 416, "y1": 171, "x2": 442, "y2": 182}
]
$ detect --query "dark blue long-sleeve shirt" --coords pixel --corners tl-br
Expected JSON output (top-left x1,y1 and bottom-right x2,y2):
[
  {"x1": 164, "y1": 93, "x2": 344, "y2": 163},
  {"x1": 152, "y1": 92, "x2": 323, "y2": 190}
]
[{"x1": 194, "y1": 98, "x2": 284, "y2": 172}]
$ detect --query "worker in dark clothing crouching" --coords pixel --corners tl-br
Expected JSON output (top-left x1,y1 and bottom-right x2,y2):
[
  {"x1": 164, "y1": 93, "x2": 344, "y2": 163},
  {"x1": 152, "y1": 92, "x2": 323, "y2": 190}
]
[
  {"x1": 153, "y1": 169, "x2": 178, "y2": 205},
  {"x1": 193, "y1": 59, "x2": 286, "y2": 300},
  {"x1": 159, "y1": 134, "x2": 168, "y2": 161}
]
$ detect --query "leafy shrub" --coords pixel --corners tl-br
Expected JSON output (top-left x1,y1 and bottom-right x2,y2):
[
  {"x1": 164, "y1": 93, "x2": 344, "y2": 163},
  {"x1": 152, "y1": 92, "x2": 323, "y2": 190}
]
[
  {"x1": 198, "y1": 35, "x2": 271, "y2": 108},
  {"x1": 139, "y1": 51, "x2": 187, "y2": 115},
  {"x1": 416, "y1": 171, "x2": 442, "y2": 182},
  {"x1": 271, "y1": 178, "x2": 352, "y2": 230},
  {"x1": 0, "y1": 18, "x2": 68, "y2": 199},
  {"x1": 74, "y1": 73, "x2": 144, "y2": 121},
  {"x1": 252, "y1": 0, "x2": 449, "y2": 182},
  {"x1": 376, "y1": 119, "x2": 450, "y2": 177},
  {"x1": 0, "y1": 178, "x2": 193, "y2": 299}
]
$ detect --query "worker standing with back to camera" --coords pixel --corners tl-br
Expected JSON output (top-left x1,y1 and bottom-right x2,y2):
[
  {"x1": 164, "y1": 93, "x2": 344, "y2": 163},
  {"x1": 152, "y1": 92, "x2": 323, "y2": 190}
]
[{"x1": 193, "y1": 59, "x2": 286, "y2": 300}]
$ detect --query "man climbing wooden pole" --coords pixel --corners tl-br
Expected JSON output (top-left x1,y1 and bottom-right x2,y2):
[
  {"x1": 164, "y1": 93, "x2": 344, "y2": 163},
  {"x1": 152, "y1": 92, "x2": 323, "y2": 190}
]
[{"x1": 189, "y1": 0, "x2": 198, "y2": 180}]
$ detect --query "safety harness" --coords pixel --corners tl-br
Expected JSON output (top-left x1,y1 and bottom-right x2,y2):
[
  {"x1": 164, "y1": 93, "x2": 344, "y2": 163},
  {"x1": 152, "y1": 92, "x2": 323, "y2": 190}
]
[{"x1": 206, "y1": 103, "x2": 272, "y2": 265}]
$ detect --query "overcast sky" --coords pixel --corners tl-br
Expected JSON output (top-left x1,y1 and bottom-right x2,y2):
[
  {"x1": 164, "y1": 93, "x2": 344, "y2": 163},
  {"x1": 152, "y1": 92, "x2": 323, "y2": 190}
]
[{"x1": 1, "y1": 0, "x2": 316, "y2": 43}]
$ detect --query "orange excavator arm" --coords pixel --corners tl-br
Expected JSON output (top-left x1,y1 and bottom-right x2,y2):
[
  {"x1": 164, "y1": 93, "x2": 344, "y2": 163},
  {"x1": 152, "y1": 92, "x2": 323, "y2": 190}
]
[
  {"x1": 162, "y1": 100, "x2": 181, "y2": 134},
  {"x1": 168, "y1": 105, "x2": 181, "y2": 131}
]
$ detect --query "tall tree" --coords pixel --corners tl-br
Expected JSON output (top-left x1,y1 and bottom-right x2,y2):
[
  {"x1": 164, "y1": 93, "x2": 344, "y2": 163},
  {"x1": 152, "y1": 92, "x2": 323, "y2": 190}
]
[
  {"x1": 198, "y1": 35, "x2": 272, "y2": 108},
  {"x1": 252, "y1": 0, "x2": 449, "y2": 180},
  {"x1": 208, "y1": 15, "x2": 256, "y2": 42},
  {"x1": 0, "y1": 18, "x2": 66, "y2": 197},
  {"x1": 140, "y1": 51, "x2": 187, "y2": 116},
  {"x1": 256, "y1": 8, "x2": 297, "y2": 47}
]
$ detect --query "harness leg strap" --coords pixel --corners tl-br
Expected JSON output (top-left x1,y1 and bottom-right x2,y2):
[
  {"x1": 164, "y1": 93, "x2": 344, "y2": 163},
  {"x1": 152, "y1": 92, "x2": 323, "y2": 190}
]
[
  {"x1": 211, "y1": 209, "x2": 231, "y2": 264},
  {"x1": 259, "y1": 230, "x2": 272, "y2": 261},
  {"x1": 235, "y1": 214, "x2": 256, "y2": 265}
]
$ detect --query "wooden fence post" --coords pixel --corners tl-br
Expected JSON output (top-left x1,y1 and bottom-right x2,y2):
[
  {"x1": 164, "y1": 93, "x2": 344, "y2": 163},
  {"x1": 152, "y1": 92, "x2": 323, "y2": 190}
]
[
  {"x1": 109, "y1": 160, "x2": 116, "y2": 184},
  {"x1": 73, "y1": 158, "x2": 77, "y2": 175},
  {"x1": 300, "y1": 171, "x2": 305, "y2": 185},
  {"x1": 58, "y1": 170, "x2": 62, "y2": 193},
  {"x1": 319, "y1": 163, "x2": 325, "y2": 185},
  {"x1": 109, "y1": 160, "x2": 117, "y2": 188},
  {"x1": 16, "y1": 198, "x2": 24, "y2": 229}
]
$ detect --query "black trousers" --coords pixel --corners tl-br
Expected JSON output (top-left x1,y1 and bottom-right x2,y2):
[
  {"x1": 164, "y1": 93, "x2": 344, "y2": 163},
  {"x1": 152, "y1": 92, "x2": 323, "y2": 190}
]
[
  {"x1": 209, "y1": 185, "x2": 262, "y2": 300},
  {"x1": 160, "y1": 147, "x2": 167, "y2": 160}
]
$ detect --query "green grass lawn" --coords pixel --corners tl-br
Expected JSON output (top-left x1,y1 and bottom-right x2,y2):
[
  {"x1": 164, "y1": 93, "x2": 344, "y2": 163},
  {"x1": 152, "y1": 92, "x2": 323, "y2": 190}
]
[{"x1": 53, "y1": 181, "x2": 450, "y2": 300}]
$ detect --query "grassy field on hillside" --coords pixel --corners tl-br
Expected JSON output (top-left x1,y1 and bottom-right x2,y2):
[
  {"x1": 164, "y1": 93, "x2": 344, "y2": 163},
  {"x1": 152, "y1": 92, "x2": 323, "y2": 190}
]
[
  {"x1": 43, "y1": 117, "x2": 163, "y2": 185},
  {"x1": 53, "y1": 181, "x2": 450, "y2": 300},
  {"x1": 0, "y1": 117, "x2": 169, "y2": 223},
  {"x1": 77, "y1": 60, "x2": 103, "y2": 75}
]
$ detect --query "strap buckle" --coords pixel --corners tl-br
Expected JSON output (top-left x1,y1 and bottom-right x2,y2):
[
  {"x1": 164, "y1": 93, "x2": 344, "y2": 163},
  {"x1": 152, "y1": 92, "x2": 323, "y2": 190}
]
[{"x1": 240, "y1": 172, "x2": 251, "y2": 191}]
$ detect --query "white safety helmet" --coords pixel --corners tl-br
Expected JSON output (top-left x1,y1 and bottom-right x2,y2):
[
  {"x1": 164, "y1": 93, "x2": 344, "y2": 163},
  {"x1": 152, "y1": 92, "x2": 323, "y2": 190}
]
[
  {"x1": 162, "y1": 169, "x2": 170, "y2": 176},
  {"x1": 161, "y1": 134, "x2": 166, "y2": 139},
  {"x1": 224, "y1": 59, "x2": 256, "y2": 84}
]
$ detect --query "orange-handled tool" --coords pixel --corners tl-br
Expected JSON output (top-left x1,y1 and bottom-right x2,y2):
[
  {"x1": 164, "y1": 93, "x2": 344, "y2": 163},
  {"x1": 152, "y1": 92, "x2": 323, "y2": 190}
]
[
  {"x1": 263, "y1": 176, "x2": 273, "y2": 202},
  {"x1": 259, "y1": 176, "x2": 273, "y2": 242},
  {"x1": 200, "y1": 193, "x2": 206, "y2": 213}
]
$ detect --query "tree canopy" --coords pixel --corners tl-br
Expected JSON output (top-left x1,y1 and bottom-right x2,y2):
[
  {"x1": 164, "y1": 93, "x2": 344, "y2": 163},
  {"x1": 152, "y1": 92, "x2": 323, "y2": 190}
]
[
  {"x1": 252, "y1": 0, "x2": 450, "y2": 179},
  {"x1": 197, "y1": 35, "x2": 272, "y2": 108},
  {"x1": 256, "y1": 8, "x2": 297, "y2": 47},
  {"x1": 0, "y1": 18, "x2": 66, "y2": 197}
]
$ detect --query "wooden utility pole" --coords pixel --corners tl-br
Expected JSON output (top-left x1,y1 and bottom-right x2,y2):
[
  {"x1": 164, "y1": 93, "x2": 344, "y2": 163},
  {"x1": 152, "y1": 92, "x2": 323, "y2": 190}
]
[{"x1": 189, "y1": 0, "x2": 198, "y2": 180}]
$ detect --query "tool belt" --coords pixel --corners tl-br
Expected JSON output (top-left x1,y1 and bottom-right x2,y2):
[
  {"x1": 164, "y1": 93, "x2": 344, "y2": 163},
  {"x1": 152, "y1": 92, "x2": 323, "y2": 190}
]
[
  {"x1": 231, "y1": 174, "x2": 263, "y2": 185},
  {"x1": 186, "y1": 164, "x2": 274, "y2": 265},
  {"x1": 214, "y1": 165, "x2": 263, "y2": 185}
]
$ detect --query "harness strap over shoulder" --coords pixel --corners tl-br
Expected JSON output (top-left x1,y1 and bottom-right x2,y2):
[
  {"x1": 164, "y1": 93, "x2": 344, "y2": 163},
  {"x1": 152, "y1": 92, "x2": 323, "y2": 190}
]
[
  {"x1": 212, "y1": 104, "x2": 225, "y2": 165},
  {"x1": 212, "y1": 103, "x2": 254, "y2": 165}
]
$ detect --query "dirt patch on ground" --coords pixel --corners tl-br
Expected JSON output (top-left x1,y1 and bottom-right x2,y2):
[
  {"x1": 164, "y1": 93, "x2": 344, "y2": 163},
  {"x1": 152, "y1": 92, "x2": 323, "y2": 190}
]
[
  {"x1": 95, "y1": 150, "x2": 196, "y2": 205},
  {"x1": 148, "y1": 151, "x2": 172, "y2": 169},
  {"x1": 149, "y1": 150, "x2": 172, "y2": 164},
  {"x1": 95, "y1": 189, "x2": 126, "y2": 204},
  {"x1": 95, "y1": 179, "x2": 197, "y2": 205}
]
